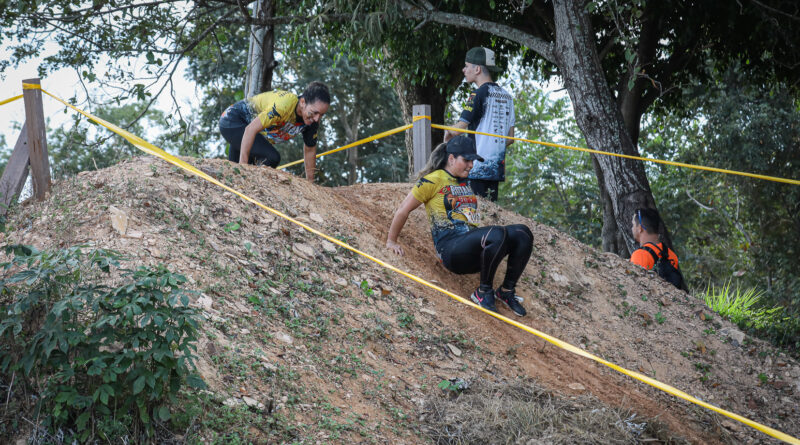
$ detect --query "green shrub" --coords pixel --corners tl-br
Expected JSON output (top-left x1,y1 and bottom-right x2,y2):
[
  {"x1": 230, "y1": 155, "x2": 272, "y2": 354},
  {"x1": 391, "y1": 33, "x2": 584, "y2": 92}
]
[
  {"x1": 0, "y1": 244, "x2": 205, "y2": 442},
  {"x1": 702, "y1": 280, "x2": 787, "y2": 330}
]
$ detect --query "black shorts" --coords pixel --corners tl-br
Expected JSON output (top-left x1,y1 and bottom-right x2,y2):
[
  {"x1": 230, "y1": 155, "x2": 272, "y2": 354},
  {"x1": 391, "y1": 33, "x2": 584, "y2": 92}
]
[
  {"x1": 219, "y1": 101, "x2": 281, "y2": 167},
  {"x1": 436, "y1": 224, "x2": 533, "y2": 290}
]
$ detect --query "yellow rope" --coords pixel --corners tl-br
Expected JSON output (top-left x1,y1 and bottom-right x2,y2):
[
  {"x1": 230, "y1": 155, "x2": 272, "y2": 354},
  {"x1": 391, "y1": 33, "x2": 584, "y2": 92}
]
[
  {"x1": 0, "y1": 95, "x2": 23, "y2": 107},
  {"x1": 277, "y1": 124, "x2": 412, "y2": 169},
  {"x1": 277, "y1": 114, "x2": 429, "y2": 170},
  {"x1": 431, "y1": 123, "x2": 800, "y2": 186},
  {"x1": 33, "y1": 86, "x2": 799, "y2": 444}
]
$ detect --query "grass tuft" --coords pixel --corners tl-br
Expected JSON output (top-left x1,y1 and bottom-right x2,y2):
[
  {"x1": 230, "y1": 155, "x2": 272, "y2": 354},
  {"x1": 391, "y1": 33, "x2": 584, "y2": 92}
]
[{"x1": 702, "y1": 281, "x2": 786, "y2": 329}]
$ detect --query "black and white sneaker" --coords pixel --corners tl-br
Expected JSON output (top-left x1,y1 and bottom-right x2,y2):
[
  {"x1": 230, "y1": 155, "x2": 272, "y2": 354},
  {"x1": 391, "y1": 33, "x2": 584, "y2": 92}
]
[
  {"x1": 496, "y1": 289, "x2": 527, "y2": 317},
  {"x1": 470, "y1": 288, "x2": 499, "y2": 313}
]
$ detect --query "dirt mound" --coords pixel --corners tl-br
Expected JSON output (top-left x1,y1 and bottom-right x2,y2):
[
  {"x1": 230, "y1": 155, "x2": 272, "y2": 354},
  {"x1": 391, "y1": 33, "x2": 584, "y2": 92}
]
[{"x1": 4, "y1": 156, "x2": 799, "y2": 444}]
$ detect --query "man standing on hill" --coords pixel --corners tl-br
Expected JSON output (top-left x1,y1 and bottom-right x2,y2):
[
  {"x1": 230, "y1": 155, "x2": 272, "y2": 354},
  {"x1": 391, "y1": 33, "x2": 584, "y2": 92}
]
[
  {"x1": 444, "y1": 47, "x2": 515, "y2": 201},
  {"x1": 219, "y1": 81, "x2": 330, "y2": 182}
]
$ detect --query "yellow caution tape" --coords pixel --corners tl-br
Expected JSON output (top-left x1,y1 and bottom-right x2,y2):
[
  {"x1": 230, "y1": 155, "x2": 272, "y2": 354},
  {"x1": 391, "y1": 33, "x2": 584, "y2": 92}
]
[
  {"x1": 22, "y1": 83, "x2": 41, "y2": 90},
  {"x1": 0, "y1": 95, "x2": 23, "y2": 107},
  {"x1": 34, "y1": 85, "x2": 799, "y2": 444},
  {"x1": 277, "y1": 124, "x2": 412, "y2": 170},
  {"x1": 277, "y1": 114, "x2": 429, "y2": 170},
  {"x1": 431, "y1": 123, "x2": 800, "y2": 186}
]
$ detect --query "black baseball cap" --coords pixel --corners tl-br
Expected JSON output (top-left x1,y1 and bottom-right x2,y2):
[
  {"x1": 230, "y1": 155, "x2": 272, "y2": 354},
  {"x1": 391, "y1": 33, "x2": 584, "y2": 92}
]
[
  {"x1": 465, "y1": 47, "x2": 501, "y2": 73},
  {"x1": 446, "y1": 136, "x2": 484, "y2": 162}
]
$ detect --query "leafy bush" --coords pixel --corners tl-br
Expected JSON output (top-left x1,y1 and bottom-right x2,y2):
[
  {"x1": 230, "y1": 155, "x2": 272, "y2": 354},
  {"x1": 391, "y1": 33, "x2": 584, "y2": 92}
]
[
  {"x1": 702, "y1": 281, "x2": 786, "y2": 330},
  {"x1": 0, "y1": 245, "x2": 205, "y2": 442}
]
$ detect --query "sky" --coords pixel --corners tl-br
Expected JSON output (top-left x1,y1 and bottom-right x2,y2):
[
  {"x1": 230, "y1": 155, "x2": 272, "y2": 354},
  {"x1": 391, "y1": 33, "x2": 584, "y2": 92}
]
[{"x1": 0, "y1": 44, "x2": 200, "y2": 154}]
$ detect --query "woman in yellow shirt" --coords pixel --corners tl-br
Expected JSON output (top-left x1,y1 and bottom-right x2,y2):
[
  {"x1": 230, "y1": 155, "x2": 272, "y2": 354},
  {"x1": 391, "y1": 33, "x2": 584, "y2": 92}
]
[
  {"x1": 219, "y1": 82, "x2": 329, "y2": 181},
  {"x1": 386, "y1": 136, "x2": 533, "y2": 316}
]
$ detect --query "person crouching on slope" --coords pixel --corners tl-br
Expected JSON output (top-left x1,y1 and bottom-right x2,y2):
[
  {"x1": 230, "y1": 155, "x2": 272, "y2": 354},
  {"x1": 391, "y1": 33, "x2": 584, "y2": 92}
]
[
  {"x1": 386, "y1": 136, "x2": 533, "y2": 316},
  {"x1": 219, "y1": 81, "x2": 330, "y2": 182}
]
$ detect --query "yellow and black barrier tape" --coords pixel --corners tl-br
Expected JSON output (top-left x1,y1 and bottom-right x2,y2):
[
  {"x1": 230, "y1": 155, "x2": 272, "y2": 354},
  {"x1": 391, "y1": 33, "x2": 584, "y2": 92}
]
[
  {"x1": 431, "y1": 123, "x2": 800, "y2": 186},
  {"x1": 26, "y1": 83, "x2": 799, "y2": 444}
]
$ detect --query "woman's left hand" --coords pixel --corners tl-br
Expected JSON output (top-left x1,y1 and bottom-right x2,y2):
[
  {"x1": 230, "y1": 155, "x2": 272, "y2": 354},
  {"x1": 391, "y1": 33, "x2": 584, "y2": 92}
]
[{"x1": 386, "y1": 239, "x2": 404, "y2": 256}]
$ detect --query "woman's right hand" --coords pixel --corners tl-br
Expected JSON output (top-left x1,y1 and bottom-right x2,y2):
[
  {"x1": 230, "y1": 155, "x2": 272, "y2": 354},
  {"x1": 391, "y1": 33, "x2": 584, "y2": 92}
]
[{"x1": 386, "y1": 239, "x2": 404, "y2": 256}]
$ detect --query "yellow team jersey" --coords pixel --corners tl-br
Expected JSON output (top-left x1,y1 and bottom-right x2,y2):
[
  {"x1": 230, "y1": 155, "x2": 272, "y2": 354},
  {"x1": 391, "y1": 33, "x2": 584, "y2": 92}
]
[
  {"x1": 412, "y1": 169, "x2": 480, "y2": 246},
  {"x1": 247, "y1": 91, "x2": 318, "y2": 146}
]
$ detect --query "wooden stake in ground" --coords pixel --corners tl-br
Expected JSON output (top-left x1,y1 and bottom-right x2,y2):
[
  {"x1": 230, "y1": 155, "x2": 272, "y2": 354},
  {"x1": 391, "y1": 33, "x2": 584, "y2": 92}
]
[
  {"x1": 0, "y1": 123, "x2": 30, "y2": 215},
  {"x1": 22, "y1": 78, "x2": 51, "y2": 201}
]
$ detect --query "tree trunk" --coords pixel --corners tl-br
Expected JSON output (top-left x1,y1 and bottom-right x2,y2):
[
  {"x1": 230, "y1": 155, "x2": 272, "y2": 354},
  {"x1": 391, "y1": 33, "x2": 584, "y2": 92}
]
[
  {"x1": 591, "y1": 155, "x2": 626, "y2": 253},
  {"x1": 244, "y1": 0, "x2": 276, "y2": 97},
  {"x1": 341, "y1": 107, "x2": 362, "y2": 185},
  {"x1": 553, "y1": 0, "x2": 657, "y2": 256}
]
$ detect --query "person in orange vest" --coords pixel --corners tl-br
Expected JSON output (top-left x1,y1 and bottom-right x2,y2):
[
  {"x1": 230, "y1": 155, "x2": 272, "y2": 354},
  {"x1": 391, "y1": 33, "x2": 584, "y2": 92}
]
[{"x1": 630, "y1": 208, "x2": 687, "y2": 290}]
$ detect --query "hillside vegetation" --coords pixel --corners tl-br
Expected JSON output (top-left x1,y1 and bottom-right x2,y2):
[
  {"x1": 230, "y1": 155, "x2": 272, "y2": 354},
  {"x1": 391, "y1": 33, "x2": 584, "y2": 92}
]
[{"x1": 1, "y1": 156, "x2": 798, "y2": 444}]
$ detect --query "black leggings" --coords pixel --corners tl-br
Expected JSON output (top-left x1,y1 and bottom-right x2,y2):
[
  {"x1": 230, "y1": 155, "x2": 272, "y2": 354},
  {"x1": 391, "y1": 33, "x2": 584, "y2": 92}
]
[
  {"x1": 220, "y1": 124, "x2": 281, "y2": 167},
  {"x1": 438, "y1": 224, "x2": 533, "y2": 291}
]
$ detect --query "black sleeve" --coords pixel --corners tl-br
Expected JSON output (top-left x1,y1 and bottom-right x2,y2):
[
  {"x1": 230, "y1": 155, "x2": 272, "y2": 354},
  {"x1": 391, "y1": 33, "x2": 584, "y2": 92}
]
[
  {"x1": 458, "y1": 85, "x2": 487, "y2": 125},
  {"x1": 302, "y1": 122, "x2": 319, "y2": 147}
]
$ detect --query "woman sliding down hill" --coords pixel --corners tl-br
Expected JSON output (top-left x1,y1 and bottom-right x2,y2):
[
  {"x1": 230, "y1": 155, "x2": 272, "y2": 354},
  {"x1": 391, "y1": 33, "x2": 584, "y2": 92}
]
[{"x1": 386, "y1": 136, "x2": 533, "y2": 317}]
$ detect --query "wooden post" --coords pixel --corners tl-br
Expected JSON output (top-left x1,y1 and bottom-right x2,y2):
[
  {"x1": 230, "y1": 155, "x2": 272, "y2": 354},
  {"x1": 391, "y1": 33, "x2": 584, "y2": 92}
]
[
  {"x1": 412, "y1": 104, "x2": 431, "y2": 178},
  {"x1": 22, "y1": 78, "x2": 51, "y2": 201},
  {"x1": 0, "y1": 123, "x2": 30, "y2": 215}
]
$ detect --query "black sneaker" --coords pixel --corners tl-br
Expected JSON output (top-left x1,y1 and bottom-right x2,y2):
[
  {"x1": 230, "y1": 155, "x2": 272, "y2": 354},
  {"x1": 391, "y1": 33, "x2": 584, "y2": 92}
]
[
  {"x1": 496, "y1": 289, "x2": 527, "y2": 317},
  {"x1": 470, "y1": 288, "x2": 499, "y2": 313}
]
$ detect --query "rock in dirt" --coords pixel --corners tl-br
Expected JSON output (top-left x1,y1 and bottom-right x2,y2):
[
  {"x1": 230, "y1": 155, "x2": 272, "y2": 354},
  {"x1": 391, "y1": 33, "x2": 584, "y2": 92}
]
[
  {"x1": 195, "y1": 294, "x2": 214, "y2": 311},
  {"x1": 242, "y1": 396, "x2": 265, "y2": 410},
  {"x1": 223, "y1": 397, "x2": 241, "y2": 407},
  {"x1": 320, "y1": 240, "x2": 336, "y2": 254},
  {"x1": 720, "y1": 327, "x2": 746, "y2": 346},
  {"x1": 109, "y1": 206, "x2": 128, "y2": 235},
  {"x1": 261, "y1": 361, "x2": 277, "y2": 372},
  {"x1": 309, "y1": 213, "x2": 325, "y2": 224},
  {"x1": 447, "y1": 344, "x2": 462, "y2": 357},
  {"x1": 292, "y1": 243, "x2": 315, "y2": 260},
  {"x1": 275, "y1": 332, "x2": 294, "y2": 345},
  {"x1": 420, "y1": 308, "x2": 437, "y2": 316},
  {"x1": 568, "y1": 382, "x2": 586, "y2": 391}
]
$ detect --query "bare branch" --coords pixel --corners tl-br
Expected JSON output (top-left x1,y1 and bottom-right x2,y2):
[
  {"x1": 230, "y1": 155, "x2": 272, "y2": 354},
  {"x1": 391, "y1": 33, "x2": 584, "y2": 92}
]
[
  {"x1": 37, "y1": 0, "x2": 186, "y2": 21},
  {"x1": 686, "y1": 189, "x2": 753, "y2": 246},
  {"x1": 397, "y1": 1, "x2": 556, "y2": 64},
  {"x1": 236, "y1": 0, "x2": 253, "y2": 24},
  {"x1": 749, "y1": 0, "x2": 800, "y2": 22}
]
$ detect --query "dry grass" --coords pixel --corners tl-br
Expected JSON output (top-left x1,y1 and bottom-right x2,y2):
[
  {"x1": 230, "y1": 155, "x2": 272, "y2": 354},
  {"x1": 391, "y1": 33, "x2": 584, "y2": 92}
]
[{"x1": 420, "y1": 378, "x2": 690, "y2": 445}]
